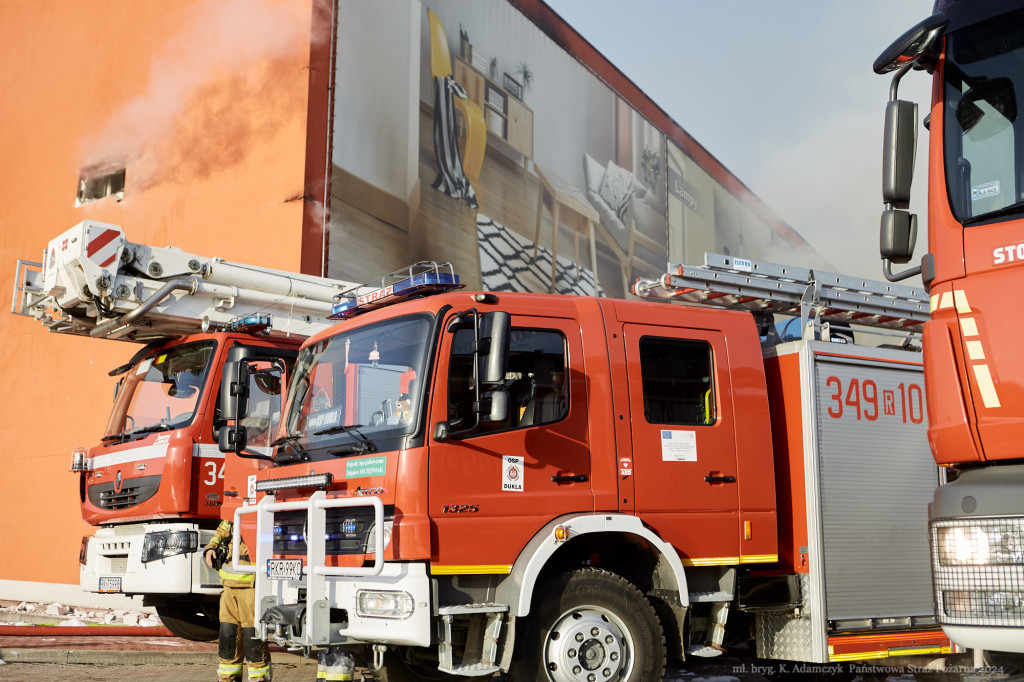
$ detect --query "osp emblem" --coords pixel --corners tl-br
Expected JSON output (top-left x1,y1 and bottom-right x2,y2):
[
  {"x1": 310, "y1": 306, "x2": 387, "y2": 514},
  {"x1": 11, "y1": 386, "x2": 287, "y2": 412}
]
[{"x1": 114, "y1": 470, "x2": 123, "y2": 493}]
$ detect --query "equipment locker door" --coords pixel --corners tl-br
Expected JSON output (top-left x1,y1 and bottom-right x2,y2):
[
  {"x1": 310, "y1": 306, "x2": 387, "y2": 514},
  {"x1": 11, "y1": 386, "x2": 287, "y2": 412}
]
[
  {"x1": 427, "y1": 314, "x2": 593, "y2": 570},
  {"x1": 623, "y1": 325, "x2": 740, "y2": 564}
]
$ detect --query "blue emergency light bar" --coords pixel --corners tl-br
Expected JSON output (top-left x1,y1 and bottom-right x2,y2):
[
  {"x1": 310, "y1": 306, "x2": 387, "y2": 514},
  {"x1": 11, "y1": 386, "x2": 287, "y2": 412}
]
[
  {"x1": 330, "y1": 262, "x2": 463, "y2": 319},
  {"x1": 225, "y1": 314, "x2": 273, "y2": 335}
]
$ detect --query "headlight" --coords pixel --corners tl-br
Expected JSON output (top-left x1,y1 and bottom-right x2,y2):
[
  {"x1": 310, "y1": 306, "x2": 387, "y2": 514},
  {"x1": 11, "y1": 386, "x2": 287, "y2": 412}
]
[
  {"x1": 937, "y1": 523, "x2": 1024, "y2": 566},
  {"x1": 362, "y1": 520, "x2": 393, "y2": 554},
  {"x1": 356, "y1": 590, "x2": 414, "y2": 619},
  {"x1": 141, "y1": 530, "x2": 199, "y2": 564},
  {"x1": 80, "y1": 536, "x2": 90, "y2": 565}
]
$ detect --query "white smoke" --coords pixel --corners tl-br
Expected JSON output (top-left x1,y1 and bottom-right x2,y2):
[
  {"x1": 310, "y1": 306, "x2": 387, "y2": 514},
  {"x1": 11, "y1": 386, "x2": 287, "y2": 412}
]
[{"x1": 80, "y1": 0, "x2": 317, "y2": 175}]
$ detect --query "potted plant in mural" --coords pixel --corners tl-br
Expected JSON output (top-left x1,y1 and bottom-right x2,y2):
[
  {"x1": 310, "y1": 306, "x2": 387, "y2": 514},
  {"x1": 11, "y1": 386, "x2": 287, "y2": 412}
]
[
  {"x1": 515, "y1": 61, "x2": 534, "y2": 98},
  {"x1": 459, "y1": 24, "x2": 471, "y2": 61},
  {"x1": 642, "y1": 145, "x2": 661, "y2": 190}
]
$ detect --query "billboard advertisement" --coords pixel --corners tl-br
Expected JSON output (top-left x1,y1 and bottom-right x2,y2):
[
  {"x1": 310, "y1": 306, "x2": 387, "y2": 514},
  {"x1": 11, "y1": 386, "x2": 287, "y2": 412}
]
[{"x1": 328, "y1": 0, "x2": 819, "y2": 298}]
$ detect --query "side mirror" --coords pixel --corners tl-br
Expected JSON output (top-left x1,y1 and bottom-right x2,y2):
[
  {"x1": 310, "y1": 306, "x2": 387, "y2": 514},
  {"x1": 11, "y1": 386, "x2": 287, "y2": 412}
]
[
  {"x1": 882, "y1": 100, "x2": 918, "y2": 209},
  {"x1": 880, "y1": 209, "x2": 918, "y2": 264},
  {"x1": 253, "y1": 369, "x2": 282, "y2": 395},
  {"x1": 873, "y1": 13, "x2": 947, "y2": 74},
  {"x1": 479, "y1": 390, "x2": 510, "y2": 423},
  {"x1": 478, "y1": 311, "x2": 511, "y2": 385},
  {"x1": 220, "y1": 361, "x2": 250, "y2": 421},
  {"x1": 219, "y1": 424, "x2": 247, "y2": 453}
]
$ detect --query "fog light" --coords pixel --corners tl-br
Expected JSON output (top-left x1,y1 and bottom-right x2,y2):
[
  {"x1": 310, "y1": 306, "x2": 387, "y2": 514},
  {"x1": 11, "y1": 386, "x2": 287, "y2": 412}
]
[
  {"x1": 356, "y1": 590, "x2": 414, "y2": 619},
  {"x1": 70, "y1": 447, "x2": 89, "y2": 472},
  {"x1": 141, "y1": 530, "x2": 198, "y2": 563}
]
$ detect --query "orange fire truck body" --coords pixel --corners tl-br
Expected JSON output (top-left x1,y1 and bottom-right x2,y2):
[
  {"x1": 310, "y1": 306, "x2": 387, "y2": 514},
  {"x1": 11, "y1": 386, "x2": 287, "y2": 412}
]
[
  {"x1": 874, "y1": 0, "x2": 1024, "y2": 654},
  {"x1": 223, "y1": 260, "x2": 951, "y2": 676},
  {"x1": 12, "y1": 221, "x2": 354, "y2": 640},
  {"x1": 80, "y1": 332, "x2": 286, "y2": 527}
]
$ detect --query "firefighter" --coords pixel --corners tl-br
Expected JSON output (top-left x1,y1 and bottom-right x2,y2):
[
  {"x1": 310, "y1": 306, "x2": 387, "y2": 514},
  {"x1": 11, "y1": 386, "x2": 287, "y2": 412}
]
[{"x1": 204, "y1": 520, "x2": 272, "y2": 682}]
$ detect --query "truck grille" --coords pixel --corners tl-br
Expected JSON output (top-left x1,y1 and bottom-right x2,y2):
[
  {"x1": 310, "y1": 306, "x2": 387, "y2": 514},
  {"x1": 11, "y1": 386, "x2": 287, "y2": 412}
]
[
  {"x1": 273, "y1": 505, "x2": 394, "y2": 556},
  {"x1": 931, "y1": 517, "x2": 1024, "y2": 627},
  {"x1": 87, "y1": 475, "x2": 161, "y2": 510}
]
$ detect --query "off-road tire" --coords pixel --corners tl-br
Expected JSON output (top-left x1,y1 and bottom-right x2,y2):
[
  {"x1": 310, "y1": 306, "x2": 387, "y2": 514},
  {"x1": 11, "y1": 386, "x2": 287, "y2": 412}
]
[
  {"x1": 155, "y1": 599, "x2": 219, "y2": 642},
  {"x1": 505, "y1": 567, "x2": 666, "y2": 682}
]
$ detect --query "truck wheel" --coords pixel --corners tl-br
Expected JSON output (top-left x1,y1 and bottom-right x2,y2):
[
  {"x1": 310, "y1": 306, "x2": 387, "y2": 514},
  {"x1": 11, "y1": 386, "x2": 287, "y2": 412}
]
[
  {"x1": 376, "y1": 646, "x2": 472, "y2": 682},
  {"x1": 155, "y1": 599, "x2": 219, "y2": 642},
  {"x1": 506, "y1": 568, "x2": 665, "y2": 682}
]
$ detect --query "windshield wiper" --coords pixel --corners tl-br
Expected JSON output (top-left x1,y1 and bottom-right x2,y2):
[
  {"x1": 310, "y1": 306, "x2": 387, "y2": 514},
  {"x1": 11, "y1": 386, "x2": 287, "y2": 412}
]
[
  {"x1": 126, "y1": 423, "x2": 174, "y2": 437},
  {"x1": 271, "y1": 434, "x2": 308, "y2": 464},
  {"x1": 964, "y1": 199, "x2": 1024, "y2": 225},
  {"x1": 316, "y1": 424, "x2": 376, "y2": 455}
]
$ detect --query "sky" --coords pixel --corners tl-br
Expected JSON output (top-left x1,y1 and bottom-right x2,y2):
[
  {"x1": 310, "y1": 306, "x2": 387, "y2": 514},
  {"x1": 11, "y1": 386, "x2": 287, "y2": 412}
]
[{"x1": 544, "y1": 0, "x2": 936, "y2": 280}]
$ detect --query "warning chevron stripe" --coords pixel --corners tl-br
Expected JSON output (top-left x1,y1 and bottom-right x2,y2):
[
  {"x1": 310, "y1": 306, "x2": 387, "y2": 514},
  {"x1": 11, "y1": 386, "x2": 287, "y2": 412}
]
[{"x1": 87, "y1": 228, "x2": 120, "y2": 268}]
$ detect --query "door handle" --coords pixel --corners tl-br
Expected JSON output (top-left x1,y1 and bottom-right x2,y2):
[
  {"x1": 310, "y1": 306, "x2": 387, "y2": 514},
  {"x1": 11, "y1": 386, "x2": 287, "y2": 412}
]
[
  {"x1": 551, "y1": 474, "x2": 589, "y2": 483},
  {"x1": 704, "y1": 475, "x2": 736, "y2": 484}
]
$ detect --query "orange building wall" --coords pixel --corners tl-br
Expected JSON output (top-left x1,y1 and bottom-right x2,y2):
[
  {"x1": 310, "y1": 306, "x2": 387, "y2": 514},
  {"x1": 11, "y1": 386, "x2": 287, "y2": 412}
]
[{"x1": 0, "y1": 0, "x2": 318, "y2": 588}]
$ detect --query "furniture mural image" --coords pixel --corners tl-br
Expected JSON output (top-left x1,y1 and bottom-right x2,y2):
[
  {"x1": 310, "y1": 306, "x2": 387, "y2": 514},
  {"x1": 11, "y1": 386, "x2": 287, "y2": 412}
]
[
  {"x1": 531, "y1": 164, "x2": 600, "y2": 295},
  {"x1": 454, "y1": 56, "x2": 533, "y2": 168},
  {"x1": 582, "y1": 153, "x2": 668, "y2": 291},
  {"x1": 427, "y1": 9, "x2": 486, "y2": 201}
]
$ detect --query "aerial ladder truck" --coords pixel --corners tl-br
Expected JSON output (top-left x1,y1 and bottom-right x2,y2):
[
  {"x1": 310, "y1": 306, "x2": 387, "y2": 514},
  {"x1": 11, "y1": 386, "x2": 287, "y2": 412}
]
[
  {"x1": 218, "y1": 255, "x2": 958, "y2": 679},
  {"x1": 11, "y1": 220, "x2": 355, "y2": 640},
  {"x1": 873, "y1": 0, "x2": 1024, "y2": 659}
]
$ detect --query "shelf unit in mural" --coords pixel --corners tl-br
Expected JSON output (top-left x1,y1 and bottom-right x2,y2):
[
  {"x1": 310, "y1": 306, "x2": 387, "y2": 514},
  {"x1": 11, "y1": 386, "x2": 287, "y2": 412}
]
[{"x1": 454, "y1": 56, "x2": 533, "y2": 165}]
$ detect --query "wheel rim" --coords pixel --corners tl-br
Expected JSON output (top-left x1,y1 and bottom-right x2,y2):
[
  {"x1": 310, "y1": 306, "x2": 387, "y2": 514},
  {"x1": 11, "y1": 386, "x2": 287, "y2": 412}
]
[{"x1": 542, "y1": 605, "x2": 634, "y2": 682}]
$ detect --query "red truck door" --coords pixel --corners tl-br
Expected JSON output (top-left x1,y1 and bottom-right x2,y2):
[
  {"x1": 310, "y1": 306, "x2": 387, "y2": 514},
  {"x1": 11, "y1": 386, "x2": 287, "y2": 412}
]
[
  {"x1": 427, "y1": 313, "x2": 593, "y2": 570},
  {"x1": 622, "y1": 325, "x2": 741, "y2": 564}
]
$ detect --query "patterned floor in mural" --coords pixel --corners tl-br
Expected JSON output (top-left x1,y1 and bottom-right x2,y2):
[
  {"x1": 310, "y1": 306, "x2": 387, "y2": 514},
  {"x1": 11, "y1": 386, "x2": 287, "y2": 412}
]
[{"x1": 477, "y1": 214, "x2": 604, "y2": 297}]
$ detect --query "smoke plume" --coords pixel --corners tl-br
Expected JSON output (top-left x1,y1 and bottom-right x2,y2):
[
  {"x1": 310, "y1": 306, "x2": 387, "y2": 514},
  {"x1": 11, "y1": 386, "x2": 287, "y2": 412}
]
[{"x1": 80, "y1": 0, "x2": 325, "y2": 186}]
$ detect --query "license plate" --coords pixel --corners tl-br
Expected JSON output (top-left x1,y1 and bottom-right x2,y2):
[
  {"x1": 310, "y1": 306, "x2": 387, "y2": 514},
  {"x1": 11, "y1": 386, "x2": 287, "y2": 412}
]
[
  {"x1": 98, "y1": 577, "x2": 121, "y2": 593},
  {"x1": 267, "y1": 559, "x2": 303, "y2": 580}
]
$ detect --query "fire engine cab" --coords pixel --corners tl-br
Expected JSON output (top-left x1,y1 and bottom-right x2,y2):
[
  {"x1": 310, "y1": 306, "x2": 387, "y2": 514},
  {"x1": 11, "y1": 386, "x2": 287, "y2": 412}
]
[{"x1": 222, "y1": 258, "x2": 957, "y2": 679}]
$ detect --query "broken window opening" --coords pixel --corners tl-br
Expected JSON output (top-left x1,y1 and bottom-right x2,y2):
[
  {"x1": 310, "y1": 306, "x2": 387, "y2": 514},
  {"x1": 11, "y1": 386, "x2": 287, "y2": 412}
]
[{"x1": 76, "y1": 168, "x2": 126, "y2": 206}]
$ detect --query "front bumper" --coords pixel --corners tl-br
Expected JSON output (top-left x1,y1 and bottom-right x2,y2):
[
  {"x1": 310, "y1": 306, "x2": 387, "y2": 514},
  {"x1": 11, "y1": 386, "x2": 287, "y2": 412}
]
[
  {"x1": 80, "y1": 522, "x2": 220, "y2": 596},
  {"x1": 235, "y1": 491, "x2": 432, "y2": 649}
]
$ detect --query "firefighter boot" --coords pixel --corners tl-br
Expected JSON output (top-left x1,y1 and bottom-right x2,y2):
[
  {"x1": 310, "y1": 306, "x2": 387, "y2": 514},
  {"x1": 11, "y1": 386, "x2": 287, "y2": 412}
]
[
  {"x1": 217, "y1": 622, "x2": 243, "y2": 682},
  {"x1": 242, "y1": 626, "x2": 272, "y2": 681}
]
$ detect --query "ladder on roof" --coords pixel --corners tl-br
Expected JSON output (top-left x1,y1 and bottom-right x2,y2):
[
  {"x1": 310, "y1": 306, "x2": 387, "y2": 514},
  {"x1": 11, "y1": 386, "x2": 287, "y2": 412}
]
[{"x1": 632, "y1": 254, "x2": 930, "y2": 337}]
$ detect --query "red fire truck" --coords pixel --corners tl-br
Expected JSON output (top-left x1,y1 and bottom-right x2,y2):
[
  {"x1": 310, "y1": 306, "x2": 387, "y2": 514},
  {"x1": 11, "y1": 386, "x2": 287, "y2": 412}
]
[
  {"x1": 11, "y1": 221, "x2": 353, "y2": 640},
  {"x1": 221, "y1": 259, "x2": 956, "y2": 679},
  {"x1": 873, "y1": 0, "x2": 1024, "y2": 656}
]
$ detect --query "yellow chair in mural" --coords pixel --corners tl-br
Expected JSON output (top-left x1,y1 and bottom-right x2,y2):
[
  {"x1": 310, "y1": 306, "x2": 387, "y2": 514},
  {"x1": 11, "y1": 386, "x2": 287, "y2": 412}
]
[{"x1": 427, "y1": 8, "x2": 485, "y2": 186}]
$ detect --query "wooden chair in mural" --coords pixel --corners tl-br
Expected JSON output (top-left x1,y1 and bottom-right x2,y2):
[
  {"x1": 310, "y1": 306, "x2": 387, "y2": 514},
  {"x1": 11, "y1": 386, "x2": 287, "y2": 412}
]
[{"x1": 427, "y1": 8, "x2": 485, "y2": 189}]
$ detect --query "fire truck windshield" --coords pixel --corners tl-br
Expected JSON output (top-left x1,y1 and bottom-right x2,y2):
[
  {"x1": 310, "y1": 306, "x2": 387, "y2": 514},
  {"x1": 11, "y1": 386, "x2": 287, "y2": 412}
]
[
  {"x1": 944, "y1": 8, "x2": 1024, "y2": 225},
  {"x1": 278, "y1": 314, "x2": 431, "y2": 461},
  {"x1": 104, "y1": 340, "x2": 216, "y2": 439}
]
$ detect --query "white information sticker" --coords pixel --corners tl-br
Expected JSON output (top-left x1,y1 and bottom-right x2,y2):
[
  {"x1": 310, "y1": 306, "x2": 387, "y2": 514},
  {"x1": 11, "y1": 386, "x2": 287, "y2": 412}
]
[
  {"x1": 502, "y1": 455, "x2": 524, "y2": 492},
  {"x1": 972, "y1": 180, "x2": 1000, "y2": 201},
  {"x1": 247, "y1": 474, "x2": 257, "y2": 504},
  {"x1": 661, "y1": 430, "x2": 697, "y2": 462}
]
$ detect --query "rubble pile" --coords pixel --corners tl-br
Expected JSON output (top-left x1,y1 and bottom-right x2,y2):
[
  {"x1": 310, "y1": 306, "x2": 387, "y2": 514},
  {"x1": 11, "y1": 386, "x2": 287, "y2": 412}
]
[{"x1": 0, "y1": 599, "x2": 162, "y2": 628}]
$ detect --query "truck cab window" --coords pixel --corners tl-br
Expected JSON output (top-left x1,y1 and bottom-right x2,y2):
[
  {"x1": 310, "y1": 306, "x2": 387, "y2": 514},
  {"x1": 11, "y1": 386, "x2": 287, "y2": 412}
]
[
  {"x1": 943, "y1": 9, "x2": 1024, "y2": 223},
  {"x1": 448, "y1": 328, "x2": 567, "y2": 434},
  {"x1": 639, "y1": 337, "x2": 715, "y2": 426},
  {"x1": 105, "y1": 340, "x2": 216, "y2": 437}
]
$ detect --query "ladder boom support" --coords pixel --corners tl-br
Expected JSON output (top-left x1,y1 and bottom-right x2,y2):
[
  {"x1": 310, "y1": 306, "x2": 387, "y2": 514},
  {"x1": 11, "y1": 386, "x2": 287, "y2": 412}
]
[{"x1": 12, "y1": 221, "x2": 355, "y2": 343}]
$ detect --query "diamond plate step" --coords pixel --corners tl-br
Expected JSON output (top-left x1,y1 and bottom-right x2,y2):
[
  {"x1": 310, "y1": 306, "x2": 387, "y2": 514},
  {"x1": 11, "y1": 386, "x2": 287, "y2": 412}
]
[{"x1": 437, "y1": 661, "x2": 502, "y2": 676}]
